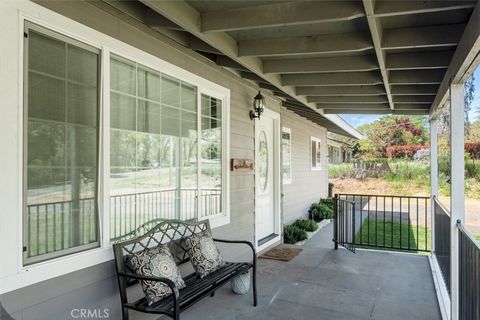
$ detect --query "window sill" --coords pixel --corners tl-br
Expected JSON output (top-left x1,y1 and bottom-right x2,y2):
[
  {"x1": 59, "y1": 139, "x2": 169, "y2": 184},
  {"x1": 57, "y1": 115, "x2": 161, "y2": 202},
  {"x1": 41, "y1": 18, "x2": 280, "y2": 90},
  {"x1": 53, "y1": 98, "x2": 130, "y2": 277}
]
[{"x1": 0, "y1": 247, "x2": 113, "y2": 295}]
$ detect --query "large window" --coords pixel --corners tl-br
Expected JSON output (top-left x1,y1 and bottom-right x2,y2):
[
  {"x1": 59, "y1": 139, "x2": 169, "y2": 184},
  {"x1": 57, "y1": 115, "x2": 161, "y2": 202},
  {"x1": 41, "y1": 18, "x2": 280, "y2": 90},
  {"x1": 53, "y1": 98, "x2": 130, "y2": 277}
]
[
  {"x1": 311, "y1": 137, "x2": 322, "y2": 170},
  {"x1": 282, "y1": 127, "x2": 292, "y2": 184},
  {"x1": 110, "y1": 55, "x2": 225, "y2": 241},
  {"x1": 24, "y1": 24, "x2": 100, "y2": 264}
]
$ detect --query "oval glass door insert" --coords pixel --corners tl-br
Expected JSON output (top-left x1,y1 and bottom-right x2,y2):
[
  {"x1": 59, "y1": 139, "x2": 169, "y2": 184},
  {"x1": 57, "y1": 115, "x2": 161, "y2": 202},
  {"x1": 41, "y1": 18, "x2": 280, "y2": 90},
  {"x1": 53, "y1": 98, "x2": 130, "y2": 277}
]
[{"x1": 259, "y1": 130, "x2": 268, "y2": 191}]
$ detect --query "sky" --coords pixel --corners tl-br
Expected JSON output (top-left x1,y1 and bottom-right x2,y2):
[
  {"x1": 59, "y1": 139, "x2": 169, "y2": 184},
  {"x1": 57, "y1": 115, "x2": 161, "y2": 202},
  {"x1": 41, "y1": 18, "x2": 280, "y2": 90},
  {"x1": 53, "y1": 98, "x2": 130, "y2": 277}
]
[{"x1": 342, "y1": 67, "x2": 480, "y2": 129}]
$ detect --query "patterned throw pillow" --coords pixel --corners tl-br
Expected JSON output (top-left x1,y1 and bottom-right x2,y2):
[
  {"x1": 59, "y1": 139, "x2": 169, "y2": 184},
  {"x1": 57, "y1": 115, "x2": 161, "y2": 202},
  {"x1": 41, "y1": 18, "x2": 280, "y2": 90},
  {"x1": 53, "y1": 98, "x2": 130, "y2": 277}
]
[
  {"x1": 185, "y1": 231, "x2": 226, "y2": 278},
  {"x1": 129, "y1": 245, "x2": 186, "y2": 306}
]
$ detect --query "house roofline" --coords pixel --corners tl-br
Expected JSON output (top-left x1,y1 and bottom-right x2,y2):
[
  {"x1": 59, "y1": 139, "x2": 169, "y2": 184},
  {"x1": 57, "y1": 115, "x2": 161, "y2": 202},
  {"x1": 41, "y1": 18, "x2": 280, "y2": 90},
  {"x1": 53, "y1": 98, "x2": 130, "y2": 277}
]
[{"x1": 323, "y1": 114, "x2": 363, "y2": 140}]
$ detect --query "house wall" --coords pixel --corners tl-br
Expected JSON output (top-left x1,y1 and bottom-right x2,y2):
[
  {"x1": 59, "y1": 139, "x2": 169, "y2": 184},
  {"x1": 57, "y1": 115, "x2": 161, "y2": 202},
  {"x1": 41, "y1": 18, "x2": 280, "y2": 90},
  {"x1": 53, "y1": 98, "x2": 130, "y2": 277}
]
[
  {"x1": 281, "y1": 108, "x2": 329, "y2": 224},
  {"x1": 0, "y1": 1, "x2": 328, "y2": 319}
]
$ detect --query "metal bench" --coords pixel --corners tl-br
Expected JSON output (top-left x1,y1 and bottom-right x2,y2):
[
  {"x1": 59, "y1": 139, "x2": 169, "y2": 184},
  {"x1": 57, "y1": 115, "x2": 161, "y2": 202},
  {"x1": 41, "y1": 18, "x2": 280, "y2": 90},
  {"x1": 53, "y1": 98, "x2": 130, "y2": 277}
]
[{"x1": 113, "y1": 219, "x2": 257, "y2": 320}]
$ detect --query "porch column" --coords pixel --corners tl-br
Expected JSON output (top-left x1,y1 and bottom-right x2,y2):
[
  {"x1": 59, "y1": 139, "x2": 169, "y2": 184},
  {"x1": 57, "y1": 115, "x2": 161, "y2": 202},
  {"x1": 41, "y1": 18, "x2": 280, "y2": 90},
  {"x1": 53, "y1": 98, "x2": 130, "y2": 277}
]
[
  {"x1": 450, "y1": 83, "x2": 465, "y2": 320},
  {"x1": 429, "y1": 118, "x2": 438, "y2": 251}
]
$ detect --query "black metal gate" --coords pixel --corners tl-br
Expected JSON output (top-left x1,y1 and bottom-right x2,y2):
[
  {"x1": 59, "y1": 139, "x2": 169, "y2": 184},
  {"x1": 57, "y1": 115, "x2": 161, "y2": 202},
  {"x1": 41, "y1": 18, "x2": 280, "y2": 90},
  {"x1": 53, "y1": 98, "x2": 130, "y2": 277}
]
[
  {"x1": 335, "y1": 194, "x2": 431, "y2": 253},
  {"x1": 333, "y1": 197, "x2": 356, "y2": 253}
]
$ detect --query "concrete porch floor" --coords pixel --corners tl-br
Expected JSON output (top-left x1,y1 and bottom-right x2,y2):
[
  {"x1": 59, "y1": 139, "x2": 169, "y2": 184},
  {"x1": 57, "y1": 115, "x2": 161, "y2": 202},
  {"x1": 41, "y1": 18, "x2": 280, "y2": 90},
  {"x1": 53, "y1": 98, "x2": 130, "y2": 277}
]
[{"x1": 148, "y1": 223, "x2": 441, "y2": 320}]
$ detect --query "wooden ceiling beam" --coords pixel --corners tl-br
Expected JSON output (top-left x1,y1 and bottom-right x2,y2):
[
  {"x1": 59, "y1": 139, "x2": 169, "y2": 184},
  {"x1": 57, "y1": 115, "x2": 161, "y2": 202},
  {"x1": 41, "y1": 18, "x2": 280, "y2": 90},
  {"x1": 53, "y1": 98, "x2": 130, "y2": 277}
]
[
  {"x1": 382, "y1": 24, "x2": 465, "y2": 50},
  {"x1": 363, "y1": 0, "x2": 394, "y2": 110},
  {"x1": 201, "y1": 1, "x2": 365, "y2": 32},
  {"x1": 263, "y1": 55, "x2": 379, "y2": 74},
  {"x1": 375, "y1": 1, "x2": 476, "y2": 17},
  {"x1": 238, "y1": 32, "x2": 373, "y2": 57},
  {"x1": 297, "y1": 85, "x2": 386, "y2": 96},
  {"x1": 283, "y1": 71, "x2": 382, "y2": 86},
  {"x1": 307, "y1": 96, "x2": 388, "y2": 104}
]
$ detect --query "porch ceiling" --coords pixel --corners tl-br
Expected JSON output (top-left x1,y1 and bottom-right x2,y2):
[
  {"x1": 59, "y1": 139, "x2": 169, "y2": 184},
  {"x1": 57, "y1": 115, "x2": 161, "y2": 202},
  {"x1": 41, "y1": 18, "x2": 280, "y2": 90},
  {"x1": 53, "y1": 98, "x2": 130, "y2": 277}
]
[{"x1": 103, "y1": 0, "x2": 480, "y2": 127}]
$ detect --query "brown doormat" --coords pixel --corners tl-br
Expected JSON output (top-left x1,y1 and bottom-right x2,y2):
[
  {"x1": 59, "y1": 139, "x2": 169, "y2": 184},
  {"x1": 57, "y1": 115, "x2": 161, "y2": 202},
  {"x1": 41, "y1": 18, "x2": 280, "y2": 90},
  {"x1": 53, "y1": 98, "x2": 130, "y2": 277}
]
[{"x1": 259, "y1": 245, "x2": 302, "y2": 262}]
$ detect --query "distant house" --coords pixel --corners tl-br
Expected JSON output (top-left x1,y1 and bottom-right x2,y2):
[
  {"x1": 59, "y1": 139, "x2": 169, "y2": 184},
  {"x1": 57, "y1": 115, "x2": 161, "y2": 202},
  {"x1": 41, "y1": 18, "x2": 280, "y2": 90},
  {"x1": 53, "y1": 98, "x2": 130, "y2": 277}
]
[{"x1": 327, "y1": 137, "x2": 357, "y2": 164}]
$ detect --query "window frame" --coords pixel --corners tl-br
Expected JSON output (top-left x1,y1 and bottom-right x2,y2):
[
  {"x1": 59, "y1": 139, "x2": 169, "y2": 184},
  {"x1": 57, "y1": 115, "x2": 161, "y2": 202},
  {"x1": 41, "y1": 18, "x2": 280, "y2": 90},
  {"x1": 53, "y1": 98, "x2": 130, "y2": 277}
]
[
  {"x1": 22, "y1": 22, "x2": 102, "y2": 265},
  {"x1": 2, "y1": 4, "x2": 230, "y2": 294},
  {"x1": 311, "y1": 136, "x2": 322, "y2": 171},
  {"x1": 282, "y1": 127, "x2": 292, "y2": 184}
]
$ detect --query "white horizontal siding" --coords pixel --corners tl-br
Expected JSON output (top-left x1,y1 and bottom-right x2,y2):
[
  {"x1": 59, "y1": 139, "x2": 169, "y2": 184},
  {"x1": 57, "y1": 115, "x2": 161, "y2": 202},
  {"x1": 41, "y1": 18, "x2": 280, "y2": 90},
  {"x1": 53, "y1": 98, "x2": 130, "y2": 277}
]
[{"x1": 281, "y1": 108, "x2": 329, "y2": 225}]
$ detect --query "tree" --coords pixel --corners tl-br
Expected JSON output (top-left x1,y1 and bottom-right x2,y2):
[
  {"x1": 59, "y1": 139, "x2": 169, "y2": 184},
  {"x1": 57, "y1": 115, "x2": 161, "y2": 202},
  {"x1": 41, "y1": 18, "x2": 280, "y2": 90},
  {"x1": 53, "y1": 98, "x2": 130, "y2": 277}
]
[
  {"x1": 465, "y1": 74, "x2": 476, "y2": 134},
  {"x1": 357, "y1": 115, "x2": 428, "y2": 158}
]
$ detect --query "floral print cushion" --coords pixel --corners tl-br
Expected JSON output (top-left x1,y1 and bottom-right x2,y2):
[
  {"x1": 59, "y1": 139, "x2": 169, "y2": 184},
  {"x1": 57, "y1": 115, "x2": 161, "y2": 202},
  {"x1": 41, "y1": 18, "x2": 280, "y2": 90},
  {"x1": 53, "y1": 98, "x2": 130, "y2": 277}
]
[
  {"x1": 185, "y1": 231, "x2": 226, "y2": 278},
  {"x1": 129, "y1": 245, "x2": 186, "y2": 306}
]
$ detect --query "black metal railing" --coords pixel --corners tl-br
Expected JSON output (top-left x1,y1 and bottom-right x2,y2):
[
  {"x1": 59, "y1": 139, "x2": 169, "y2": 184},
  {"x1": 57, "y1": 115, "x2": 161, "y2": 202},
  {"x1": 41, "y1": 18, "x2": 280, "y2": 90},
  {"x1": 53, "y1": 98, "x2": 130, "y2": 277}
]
[
  {"x1": 458, "y1": 221, "x2": 480, "y2": 320},
  {"x1": 26, "y1": 197, "x2": 97, "y2": 257},
  {"x1": 336, "y1": 194, "x2": 431, "y2": 252},
  {"x1": 434, "y1": 198, "x2": 451, "y2": 293},
  {"x1": 333, "y1": 198, "x2": 356, "y2": 252},
  {"x1": 27, "y1": 188, "x2": 221, "y2": 257}
]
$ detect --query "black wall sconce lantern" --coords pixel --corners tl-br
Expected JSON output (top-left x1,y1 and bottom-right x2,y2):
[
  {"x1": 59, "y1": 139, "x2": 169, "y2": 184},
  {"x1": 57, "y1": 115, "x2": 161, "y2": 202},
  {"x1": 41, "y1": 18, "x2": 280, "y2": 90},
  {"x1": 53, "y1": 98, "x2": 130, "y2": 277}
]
[{"x1": 249, "y1": 91, "x2": 265, "y2": 120}]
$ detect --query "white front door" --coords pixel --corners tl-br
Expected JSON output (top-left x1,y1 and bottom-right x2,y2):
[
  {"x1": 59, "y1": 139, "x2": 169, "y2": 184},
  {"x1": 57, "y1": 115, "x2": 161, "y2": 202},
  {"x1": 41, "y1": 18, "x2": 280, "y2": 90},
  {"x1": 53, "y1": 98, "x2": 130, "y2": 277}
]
[{"x1": 255, "y1": 109, "x2": 280, "y2": 247}]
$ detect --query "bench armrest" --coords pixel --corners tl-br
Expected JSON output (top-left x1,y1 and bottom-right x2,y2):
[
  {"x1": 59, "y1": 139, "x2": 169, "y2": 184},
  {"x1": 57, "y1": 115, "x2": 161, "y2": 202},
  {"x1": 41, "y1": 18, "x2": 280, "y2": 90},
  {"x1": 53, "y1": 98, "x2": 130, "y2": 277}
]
[
  {"x1": 117, "y1": 271, "x2": 180, "y2": 299},
  {"x1": 213, "y1": 239, "x2": 257, "y2": 266}
]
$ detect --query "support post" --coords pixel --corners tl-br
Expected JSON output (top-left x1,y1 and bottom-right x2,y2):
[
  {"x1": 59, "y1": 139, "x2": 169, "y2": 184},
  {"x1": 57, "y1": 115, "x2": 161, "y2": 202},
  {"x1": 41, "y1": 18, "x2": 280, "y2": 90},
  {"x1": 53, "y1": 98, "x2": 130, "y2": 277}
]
[
  {"x1": 333, "y1": 194, "x2": 338, "y2": 250},
  {"x1": 450, "y1": 83, "x2": 465, "y2": 320},
  {"x1": 430, "y1": 118, "x2": 438, "y2": 252}
]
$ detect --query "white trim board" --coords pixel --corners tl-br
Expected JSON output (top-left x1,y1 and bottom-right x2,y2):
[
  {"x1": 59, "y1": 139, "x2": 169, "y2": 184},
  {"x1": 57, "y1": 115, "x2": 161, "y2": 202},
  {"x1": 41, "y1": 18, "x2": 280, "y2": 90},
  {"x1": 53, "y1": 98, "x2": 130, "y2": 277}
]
[{"x1": 429, "y1": 254, "x2": 451, "y2": 320}]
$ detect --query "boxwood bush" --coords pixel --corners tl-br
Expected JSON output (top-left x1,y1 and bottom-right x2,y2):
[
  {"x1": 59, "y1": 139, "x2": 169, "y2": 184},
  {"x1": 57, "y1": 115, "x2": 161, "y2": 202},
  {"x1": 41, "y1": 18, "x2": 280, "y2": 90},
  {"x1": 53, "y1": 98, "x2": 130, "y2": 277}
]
[
  {"x1": 309, "y1": 198, "x2": 334, "y2": 222},
  {"x1": 293, "y1": 219, "x2": 318, "y2": 232},
  {"x1": 283, "y1": 225, "x2": 308, "y2": 244}
]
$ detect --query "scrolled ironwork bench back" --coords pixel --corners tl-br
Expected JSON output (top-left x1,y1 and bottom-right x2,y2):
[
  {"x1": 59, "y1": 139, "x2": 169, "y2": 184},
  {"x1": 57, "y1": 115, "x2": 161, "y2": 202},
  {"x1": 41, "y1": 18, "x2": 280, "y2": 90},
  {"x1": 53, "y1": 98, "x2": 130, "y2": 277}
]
[{"x1": 112, "y1": 220, "x2": 211, "y2": 301}]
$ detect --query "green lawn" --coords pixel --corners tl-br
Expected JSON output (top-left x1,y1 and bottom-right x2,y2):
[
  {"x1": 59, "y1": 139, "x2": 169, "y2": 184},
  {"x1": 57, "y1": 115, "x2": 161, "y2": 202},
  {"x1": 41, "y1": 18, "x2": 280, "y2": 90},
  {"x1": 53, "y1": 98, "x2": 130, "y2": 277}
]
[{"x1": 354, "y1": 220, "x2": 431, "y2": 253}]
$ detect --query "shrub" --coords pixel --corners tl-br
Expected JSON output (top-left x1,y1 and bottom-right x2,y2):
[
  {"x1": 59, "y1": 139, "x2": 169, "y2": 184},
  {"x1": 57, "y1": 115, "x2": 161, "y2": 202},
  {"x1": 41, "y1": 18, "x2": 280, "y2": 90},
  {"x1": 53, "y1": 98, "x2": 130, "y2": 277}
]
[
  {"x1": 319, "y1": 198, "x2": 334, "y2": 208},
  {"x1": 413, "y1": 147, "x2": 430, "y2": 162},
  {"x1": 293, "y1": 219, "x2": 318, "y2": 232},
  {"x1": 465, "y1": 159, "x2": 480, "y2": 179},
  {"x1": 386, "y1": 145, "x2": 427, "y2": 159},
  {"x1": 465, "y1": 142, "x2": 480, "y2": 159},
  {"x1": 309, "y1": 198, "x2": 335, "y2": 221},
  {"x1": 283, "y1": 225, "x2": 308, "y2": 244},
  {"x1": 309, "y1": 203, "x2": 323, "y2": 222}
]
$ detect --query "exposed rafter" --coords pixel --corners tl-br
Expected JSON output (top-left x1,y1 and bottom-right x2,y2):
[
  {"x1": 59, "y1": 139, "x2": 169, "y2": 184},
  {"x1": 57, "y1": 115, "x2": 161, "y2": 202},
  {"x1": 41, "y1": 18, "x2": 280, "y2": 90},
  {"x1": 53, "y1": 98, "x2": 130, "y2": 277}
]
[
  {"x1": 323, "y1": 109, "x2": 429, "y2": 115},
  {"x1": 389, "y1": 70, "x2": 444, "y2": 85},
  {"x1": 188, "y1": 37, "x2": 221, "y2": 54},
  {"x1": 393, "y1": 96, "x2": 433, "y2": 104},
  {"x1": 363, "y1": 0, "x2": 394, "y2": 111},
  {"x1": 240, "y1": 71, "x2": 270, "y2": 84},
  {"x1": 138, "y1": 0, "x2": 477, "y2": 118},
  {"x1": 297, "y1": 86, "x2": 386, "y2": 96},
  {"x1": 317, "y1": 103, "x2": 391, "y2": 110},
  {"x1": 144, "y1": 8, "x2": 183, "y2": 30},
  {"x1": 215, "y1": 55, "x2": 249, "y2": 71},
  {"x1": 238, "y1": 32, "x2": 373, "y2": 57},
  {"x1": 263, "y1": 55, "x2": 378, "y2": 74},
  {"x1": 386, "y1": 51, "x2": 452, "y2": 70},
  {"x1": 308, "y1": 96, "x2": 387, "y2": 104},
  {"x1": 283, "y1": 71, "x2": 382, "y2": 86},
  {"x1": 201, "y1": 1, "x2": 365, "y2": 32},
  {"x1": 382, "y1": 24, "x2": 465, "y2": 49},
  {"x1": 139, "y1": 0, "x2": 311, "y2": 109},
  {"x1": 390, "y1": 85, "x2": 439, "y2": 96},
  {"x1": 374, "y1": 1, "x2": 476, "y2": 17}
]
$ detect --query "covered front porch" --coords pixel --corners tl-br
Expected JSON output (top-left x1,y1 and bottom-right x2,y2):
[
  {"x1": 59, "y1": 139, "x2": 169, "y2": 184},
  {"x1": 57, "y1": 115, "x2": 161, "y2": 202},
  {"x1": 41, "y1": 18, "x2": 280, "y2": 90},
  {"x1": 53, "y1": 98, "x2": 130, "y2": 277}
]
[
  {"x1": 1, "y1": 1, "x2": 480, "y2": 319},
  {"x1": 167, "y1": 224, "x2": 439, "y2": 320}
]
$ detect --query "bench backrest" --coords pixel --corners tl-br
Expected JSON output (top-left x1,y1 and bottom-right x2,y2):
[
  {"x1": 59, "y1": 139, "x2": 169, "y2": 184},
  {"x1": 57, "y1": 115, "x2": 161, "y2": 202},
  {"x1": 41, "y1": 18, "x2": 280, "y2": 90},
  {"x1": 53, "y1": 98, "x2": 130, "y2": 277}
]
[{"x1": 113, "y1": 219, "x2": 211, "y2": 273}]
